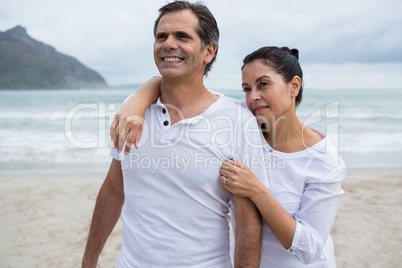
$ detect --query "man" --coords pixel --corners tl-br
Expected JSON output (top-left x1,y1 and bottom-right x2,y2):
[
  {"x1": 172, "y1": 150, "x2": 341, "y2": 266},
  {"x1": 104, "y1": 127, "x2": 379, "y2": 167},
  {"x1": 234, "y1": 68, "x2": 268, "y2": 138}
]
[{"x1": 82, "y1": 1, "x2": 268, "y2": 267}]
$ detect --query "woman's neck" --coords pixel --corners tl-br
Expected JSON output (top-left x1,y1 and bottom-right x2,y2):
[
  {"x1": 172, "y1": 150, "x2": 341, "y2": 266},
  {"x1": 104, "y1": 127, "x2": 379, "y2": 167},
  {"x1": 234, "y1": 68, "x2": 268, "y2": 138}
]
[
  {"x1": 264, "y1": 112, "x2": 323, "y2": 153},
  {"x1": 264, "y1": 111, "x2": 305, "y2": 153}
]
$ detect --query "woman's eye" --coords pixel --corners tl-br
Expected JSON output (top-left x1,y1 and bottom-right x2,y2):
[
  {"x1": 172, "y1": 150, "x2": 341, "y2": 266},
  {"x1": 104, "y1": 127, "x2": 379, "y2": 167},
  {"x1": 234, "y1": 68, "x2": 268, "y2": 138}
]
[
  {"x1": 259, "y1": 82, "x2": 269, "y2": 87},
  {"x1": 242, "y1": 88, "x2": 251, "y2": 93}
]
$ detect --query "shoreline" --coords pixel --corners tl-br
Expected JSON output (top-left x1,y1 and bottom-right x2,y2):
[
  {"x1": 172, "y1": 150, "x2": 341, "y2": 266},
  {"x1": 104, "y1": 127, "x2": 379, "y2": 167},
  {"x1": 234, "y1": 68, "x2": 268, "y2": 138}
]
[{"x1": 1, "y1": 168, "x2": 401, "y2": 267}]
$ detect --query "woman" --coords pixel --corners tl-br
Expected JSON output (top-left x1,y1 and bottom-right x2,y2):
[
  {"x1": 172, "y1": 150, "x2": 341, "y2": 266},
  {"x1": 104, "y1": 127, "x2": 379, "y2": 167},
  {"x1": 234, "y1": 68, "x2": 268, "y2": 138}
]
[{"x1": 110, "y1": 46, "x2": 345, "y2": 267}]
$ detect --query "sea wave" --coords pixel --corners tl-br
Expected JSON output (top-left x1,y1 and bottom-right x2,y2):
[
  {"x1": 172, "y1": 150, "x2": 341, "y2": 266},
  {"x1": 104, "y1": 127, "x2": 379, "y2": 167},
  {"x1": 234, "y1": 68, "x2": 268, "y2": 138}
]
[
  {"x1": 1, "y1": 88, "x2": 401, "y2": 170},
  {"x1": 0, "y1": 111, "x2": 112, "y2": 120}
]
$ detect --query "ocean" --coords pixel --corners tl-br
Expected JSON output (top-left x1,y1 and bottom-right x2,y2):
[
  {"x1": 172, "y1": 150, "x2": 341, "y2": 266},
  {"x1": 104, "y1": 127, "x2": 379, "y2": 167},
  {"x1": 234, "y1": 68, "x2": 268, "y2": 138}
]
[{"x1": 0, "y1": 88, "x2": 401, "y2": 174}]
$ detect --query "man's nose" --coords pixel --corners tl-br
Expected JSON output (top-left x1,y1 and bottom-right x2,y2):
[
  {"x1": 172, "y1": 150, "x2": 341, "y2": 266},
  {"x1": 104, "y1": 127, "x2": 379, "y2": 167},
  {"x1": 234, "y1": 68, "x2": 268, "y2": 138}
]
[{"x1": 163, "y1": 35, "x2": 178, "y2": 50}]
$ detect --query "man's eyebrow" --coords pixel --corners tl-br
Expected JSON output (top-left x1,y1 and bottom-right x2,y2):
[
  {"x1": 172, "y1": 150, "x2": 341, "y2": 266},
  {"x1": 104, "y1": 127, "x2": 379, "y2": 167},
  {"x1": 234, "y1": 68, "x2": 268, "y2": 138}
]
[{"x1": 175, "y1": 31, "x2": 191, "y2": 37}]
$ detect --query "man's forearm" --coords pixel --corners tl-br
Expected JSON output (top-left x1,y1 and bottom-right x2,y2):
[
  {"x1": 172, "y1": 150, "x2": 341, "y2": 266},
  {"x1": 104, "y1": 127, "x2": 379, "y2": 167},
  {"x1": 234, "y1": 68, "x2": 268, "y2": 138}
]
[
  {"x1": 82, "y1": 160, "x2": 124, "y2": 268},
  {"x1": 233, "y1": 196, "x2": 262, "y2": 268}
]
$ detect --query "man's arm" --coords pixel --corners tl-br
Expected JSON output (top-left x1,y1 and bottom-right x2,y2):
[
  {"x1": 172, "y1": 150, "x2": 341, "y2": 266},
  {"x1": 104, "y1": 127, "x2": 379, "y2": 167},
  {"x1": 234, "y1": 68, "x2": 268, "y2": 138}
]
[
  {"x1": 233, "y1": 195, "x2": 262, "y2": 268},
  {"x1": 82, "y1": 159, "x2": 125, "y2": 268}
]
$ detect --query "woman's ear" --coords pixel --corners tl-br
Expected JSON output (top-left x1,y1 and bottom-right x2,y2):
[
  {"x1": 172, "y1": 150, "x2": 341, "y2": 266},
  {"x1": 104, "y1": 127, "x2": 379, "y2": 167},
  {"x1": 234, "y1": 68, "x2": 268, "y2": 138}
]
[{"x1": 290, "y1": 76, "x2": 301, "y2": 98}]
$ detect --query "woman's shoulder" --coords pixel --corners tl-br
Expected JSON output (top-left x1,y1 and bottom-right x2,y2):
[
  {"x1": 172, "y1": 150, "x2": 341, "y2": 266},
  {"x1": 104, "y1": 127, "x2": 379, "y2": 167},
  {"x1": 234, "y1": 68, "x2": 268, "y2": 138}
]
[
  {"x1": 303, "y1": 126, "x2": 325, "y2": 148},
  {"x1": 303, "y1": 135, "x2": 346, "y2": 184}
]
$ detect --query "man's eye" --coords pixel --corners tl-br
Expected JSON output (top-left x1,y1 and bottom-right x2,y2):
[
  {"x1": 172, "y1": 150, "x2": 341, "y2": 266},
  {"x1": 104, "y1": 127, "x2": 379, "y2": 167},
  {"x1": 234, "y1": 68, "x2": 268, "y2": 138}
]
[{"x1": 156, "y1": 34, "x2": 167, "y2": 40}]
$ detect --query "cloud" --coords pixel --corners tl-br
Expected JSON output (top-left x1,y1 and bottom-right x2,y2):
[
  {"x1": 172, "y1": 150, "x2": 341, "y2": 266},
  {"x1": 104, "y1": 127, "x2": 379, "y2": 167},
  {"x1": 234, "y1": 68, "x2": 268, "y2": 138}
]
[
  {"x1": 1, "y1": 0, "x2": 401, "y2": 88},
  {"x1": 211, "y1": 0, "x2": 402, "y2": 64}
]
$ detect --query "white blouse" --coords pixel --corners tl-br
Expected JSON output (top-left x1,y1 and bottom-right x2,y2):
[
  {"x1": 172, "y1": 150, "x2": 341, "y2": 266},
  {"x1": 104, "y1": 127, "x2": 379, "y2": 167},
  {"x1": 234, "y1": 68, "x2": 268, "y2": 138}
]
[{"x1": 259, "y1": 128, "x2": 345, "y2": 267}]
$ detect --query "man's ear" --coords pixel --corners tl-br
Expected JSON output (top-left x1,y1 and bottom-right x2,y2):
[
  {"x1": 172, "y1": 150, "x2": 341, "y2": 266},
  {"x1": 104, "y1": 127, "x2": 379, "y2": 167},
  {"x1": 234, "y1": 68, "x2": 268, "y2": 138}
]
[
  {"x1": 290, "y1": 76, "x2": 301, "y2": 98},
  {"x1": 204, "y1": 43, "x2": 217, "y2": 64}
]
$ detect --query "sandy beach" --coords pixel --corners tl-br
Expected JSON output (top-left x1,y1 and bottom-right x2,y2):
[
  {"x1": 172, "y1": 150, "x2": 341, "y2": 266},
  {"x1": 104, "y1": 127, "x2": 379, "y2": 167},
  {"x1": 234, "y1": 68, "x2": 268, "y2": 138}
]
[{"x1": 0, "y1": 168, "x2": 401, "y2": 268}]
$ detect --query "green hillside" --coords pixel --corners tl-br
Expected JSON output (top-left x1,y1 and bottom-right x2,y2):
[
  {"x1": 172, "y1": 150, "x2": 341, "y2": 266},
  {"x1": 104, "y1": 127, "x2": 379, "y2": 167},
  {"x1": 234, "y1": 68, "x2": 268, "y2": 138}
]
[{"x1": 0, "y1": 26, "x2": 109, "y2": 89}]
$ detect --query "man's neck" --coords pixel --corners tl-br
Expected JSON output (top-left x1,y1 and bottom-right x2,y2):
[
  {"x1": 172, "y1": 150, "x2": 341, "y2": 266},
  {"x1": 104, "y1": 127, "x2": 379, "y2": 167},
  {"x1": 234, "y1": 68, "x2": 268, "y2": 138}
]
[{"x1": 160, "y1": 77, "x2": 218, "y2": 125}]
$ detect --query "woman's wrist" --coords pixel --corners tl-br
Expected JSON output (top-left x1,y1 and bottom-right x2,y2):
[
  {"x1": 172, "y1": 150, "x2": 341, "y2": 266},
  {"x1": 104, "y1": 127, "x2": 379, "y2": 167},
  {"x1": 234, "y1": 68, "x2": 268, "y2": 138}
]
[
  {"x1": 131, "y1": 95, "x2": 152, "y2": 111},
  {"x1": 249, "y1": 182, "x2": 269, "y2": 204}
]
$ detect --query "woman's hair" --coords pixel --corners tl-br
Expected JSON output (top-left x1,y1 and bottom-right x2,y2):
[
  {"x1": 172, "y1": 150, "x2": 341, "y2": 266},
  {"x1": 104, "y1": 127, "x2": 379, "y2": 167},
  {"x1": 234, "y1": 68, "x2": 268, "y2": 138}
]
[{"x1": 242, "y1": 46, "x2": 304, "y2": 106}]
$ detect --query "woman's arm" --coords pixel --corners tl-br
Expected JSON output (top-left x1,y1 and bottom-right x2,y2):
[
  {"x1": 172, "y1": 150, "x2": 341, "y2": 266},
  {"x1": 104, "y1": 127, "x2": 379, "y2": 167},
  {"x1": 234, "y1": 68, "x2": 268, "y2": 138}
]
[
  {"x1": 289, "y1": 170, "x2": 345, "y2": 264},
  {"x1": 110, "y1": 76, "x2": 162, "y2": 154},
  {"x1": 220, "y1": 161, "x2": 296, "y2": 248},
  {"x1": 220, "y1": 160, "x2": 345, "y2": 264}
]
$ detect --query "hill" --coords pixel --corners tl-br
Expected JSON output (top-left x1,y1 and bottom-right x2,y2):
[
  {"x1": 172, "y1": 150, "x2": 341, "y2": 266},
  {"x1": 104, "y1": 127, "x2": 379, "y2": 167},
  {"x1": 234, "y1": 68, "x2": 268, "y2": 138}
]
[{"x1": 0, "y1": 26, "x2": 109, "y2": 89}]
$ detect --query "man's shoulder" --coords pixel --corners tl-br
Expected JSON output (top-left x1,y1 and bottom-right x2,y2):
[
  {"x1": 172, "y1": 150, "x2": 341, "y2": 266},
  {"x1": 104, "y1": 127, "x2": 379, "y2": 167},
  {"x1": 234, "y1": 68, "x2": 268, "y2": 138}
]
[
  {"x1": 214, "y1": 96, "x2": 256, "y2": 125},
  {"x1": 215, "y1": 95, "x2": 252, "y2": 114}
]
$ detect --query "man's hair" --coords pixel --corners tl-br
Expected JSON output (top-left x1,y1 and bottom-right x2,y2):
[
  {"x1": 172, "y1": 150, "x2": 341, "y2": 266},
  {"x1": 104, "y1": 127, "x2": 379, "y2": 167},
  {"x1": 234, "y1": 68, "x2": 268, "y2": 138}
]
[{"x1": 153, "y1": 1, "x2": 219, "y2": 76}]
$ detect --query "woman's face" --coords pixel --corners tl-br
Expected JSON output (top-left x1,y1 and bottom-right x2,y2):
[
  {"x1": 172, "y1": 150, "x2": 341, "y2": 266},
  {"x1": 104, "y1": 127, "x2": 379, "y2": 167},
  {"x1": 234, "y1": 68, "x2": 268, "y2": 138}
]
[{"x1": 242, "y1": 60, "x2": 296, "y2": 124}]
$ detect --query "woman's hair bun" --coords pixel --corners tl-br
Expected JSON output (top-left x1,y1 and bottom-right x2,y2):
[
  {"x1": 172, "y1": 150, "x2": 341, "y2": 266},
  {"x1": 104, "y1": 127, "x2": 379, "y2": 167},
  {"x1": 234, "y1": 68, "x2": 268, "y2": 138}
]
[
  {"x1": 280, "y1": 47, "x2": 299, "y2": 60},
  {"x1": 290, "y1": 48, "x2": 299, "y2": 60}
]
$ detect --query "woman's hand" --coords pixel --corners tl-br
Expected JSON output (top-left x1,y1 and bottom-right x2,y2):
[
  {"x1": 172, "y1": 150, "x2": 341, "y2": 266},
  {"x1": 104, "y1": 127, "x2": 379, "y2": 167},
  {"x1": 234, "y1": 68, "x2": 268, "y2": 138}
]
[
  {"x1": 219, "y1": 160, "x2": 264, "y2": 198},
  {"x1": 109, "y1": 76, "x2": 162, "y2": 154},
  {"x1": 110, "y1": 102, "x2": 145, "y2": 154}
]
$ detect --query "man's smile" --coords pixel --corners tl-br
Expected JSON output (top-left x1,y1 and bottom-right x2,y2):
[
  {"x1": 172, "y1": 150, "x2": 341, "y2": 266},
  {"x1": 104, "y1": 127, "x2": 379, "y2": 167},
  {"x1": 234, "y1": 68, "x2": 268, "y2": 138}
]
[{"x1": 163, "y1": 57, "x2": 184, "y2": 62}]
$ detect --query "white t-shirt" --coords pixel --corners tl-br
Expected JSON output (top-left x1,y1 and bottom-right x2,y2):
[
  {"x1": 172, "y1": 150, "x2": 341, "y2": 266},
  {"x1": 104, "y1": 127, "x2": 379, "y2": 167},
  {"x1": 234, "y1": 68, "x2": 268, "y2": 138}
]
[
  {"x1": 111, "y1": 96, "x2": 269, "y2": 267},
  {"x1": 259, "y1": 128, "x2": 345, "y2": 267}
]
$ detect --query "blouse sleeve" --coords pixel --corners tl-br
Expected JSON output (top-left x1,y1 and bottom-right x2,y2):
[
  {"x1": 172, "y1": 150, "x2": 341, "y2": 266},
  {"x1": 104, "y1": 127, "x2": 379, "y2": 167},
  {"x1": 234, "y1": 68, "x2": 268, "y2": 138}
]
[{"x1": 286, "y1": 160, "x2": 346, "y2": 264}]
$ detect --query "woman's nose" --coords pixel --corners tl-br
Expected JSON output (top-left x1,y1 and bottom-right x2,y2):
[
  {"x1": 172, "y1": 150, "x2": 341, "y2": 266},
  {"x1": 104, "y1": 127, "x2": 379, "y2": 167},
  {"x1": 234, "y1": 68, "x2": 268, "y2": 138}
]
[{"x1": 248, "y1": 88, "x2": 261, "y2": 102}]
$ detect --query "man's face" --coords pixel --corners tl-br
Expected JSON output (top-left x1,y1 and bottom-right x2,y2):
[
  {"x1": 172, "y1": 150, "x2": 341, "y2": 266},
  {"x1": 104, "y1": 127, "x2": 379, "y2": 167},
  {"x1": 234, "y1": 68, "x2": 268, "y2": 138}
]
[{"x1": 154, "y1": 9, "x2": 209, "y2": 80}]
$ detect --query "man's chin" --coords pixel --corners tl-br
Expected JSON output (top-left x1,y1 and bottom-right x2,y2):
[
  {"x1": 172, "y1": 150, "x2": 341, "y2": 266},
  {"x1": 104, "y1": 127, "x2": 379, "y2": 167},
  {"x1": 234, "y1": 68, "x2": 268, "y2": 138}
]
[{"x1": 158, "y1": 69, "x2": 183, "y2": 79}]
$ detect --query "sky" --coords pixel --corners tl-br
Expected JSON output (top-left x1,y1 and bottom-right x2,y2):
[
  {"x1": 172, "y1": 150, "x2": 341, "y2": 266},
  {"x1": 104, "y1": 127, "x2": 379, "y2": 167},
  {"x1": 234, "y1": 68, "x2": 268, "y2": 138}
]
[{"x1": 1, "y1": 0, "x2": 402, "y2": 90}]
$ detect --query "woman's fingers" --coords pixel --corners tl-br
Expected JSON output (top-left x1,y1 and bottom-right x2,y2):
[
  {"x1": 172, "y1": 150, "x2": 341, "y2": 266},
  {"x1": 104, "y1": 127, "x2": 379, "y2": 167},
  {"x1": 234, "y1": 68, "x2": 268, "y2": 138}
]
[
  {"x1": 220, "y1": 175, "x2": 228, "y2": 185},
  {"x1": 124, "y1": 120, "x2": 143, "y2": 153},
  {"x1": 220, "y1": 161, "x2": 257, "y2": 198},
  {"x1": 117, "y1": 124, "x2": 128, "y2": 153},
  {"x1": 111, "y1": 113, "x2": 125, "y2": 149},
  {"x1": 111, "y1": 114, "x2": 145, "y2": 153},
  {"x1": 229, "y1": 160, "x2": 244, "y2": 169},
  {"x1": 109, "y1": 114, "x2": 119, "y2": 140},
  {"x1": 221, "y1": 161, "x2": 230, "y2": 171},
  {"x1": 220, "y1": 167, "x2": 231, "y2": 178},
  {"x1": 133, "y1": 128, "x2": 143, "y2": 150},
  {"x1": 221, "y1": 160, "x2": 237, "y2": 172},
  {"x1": 220, "y1": 175, "x2": 236, "y2": 194}
]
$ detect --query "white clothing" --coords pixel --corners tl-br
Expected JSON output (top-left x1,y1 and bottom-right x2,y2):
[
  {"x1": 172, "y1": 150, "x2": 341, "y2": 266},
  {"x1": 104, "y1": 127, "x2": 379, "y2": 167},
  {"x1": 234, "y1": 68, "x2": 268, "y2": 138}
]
[
  {"x1": 259, "y1": 128, "x2": 345, "y2": 267},
  {"x1": 111, "y1": 96, "x2": 269, "y2": 267}
]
